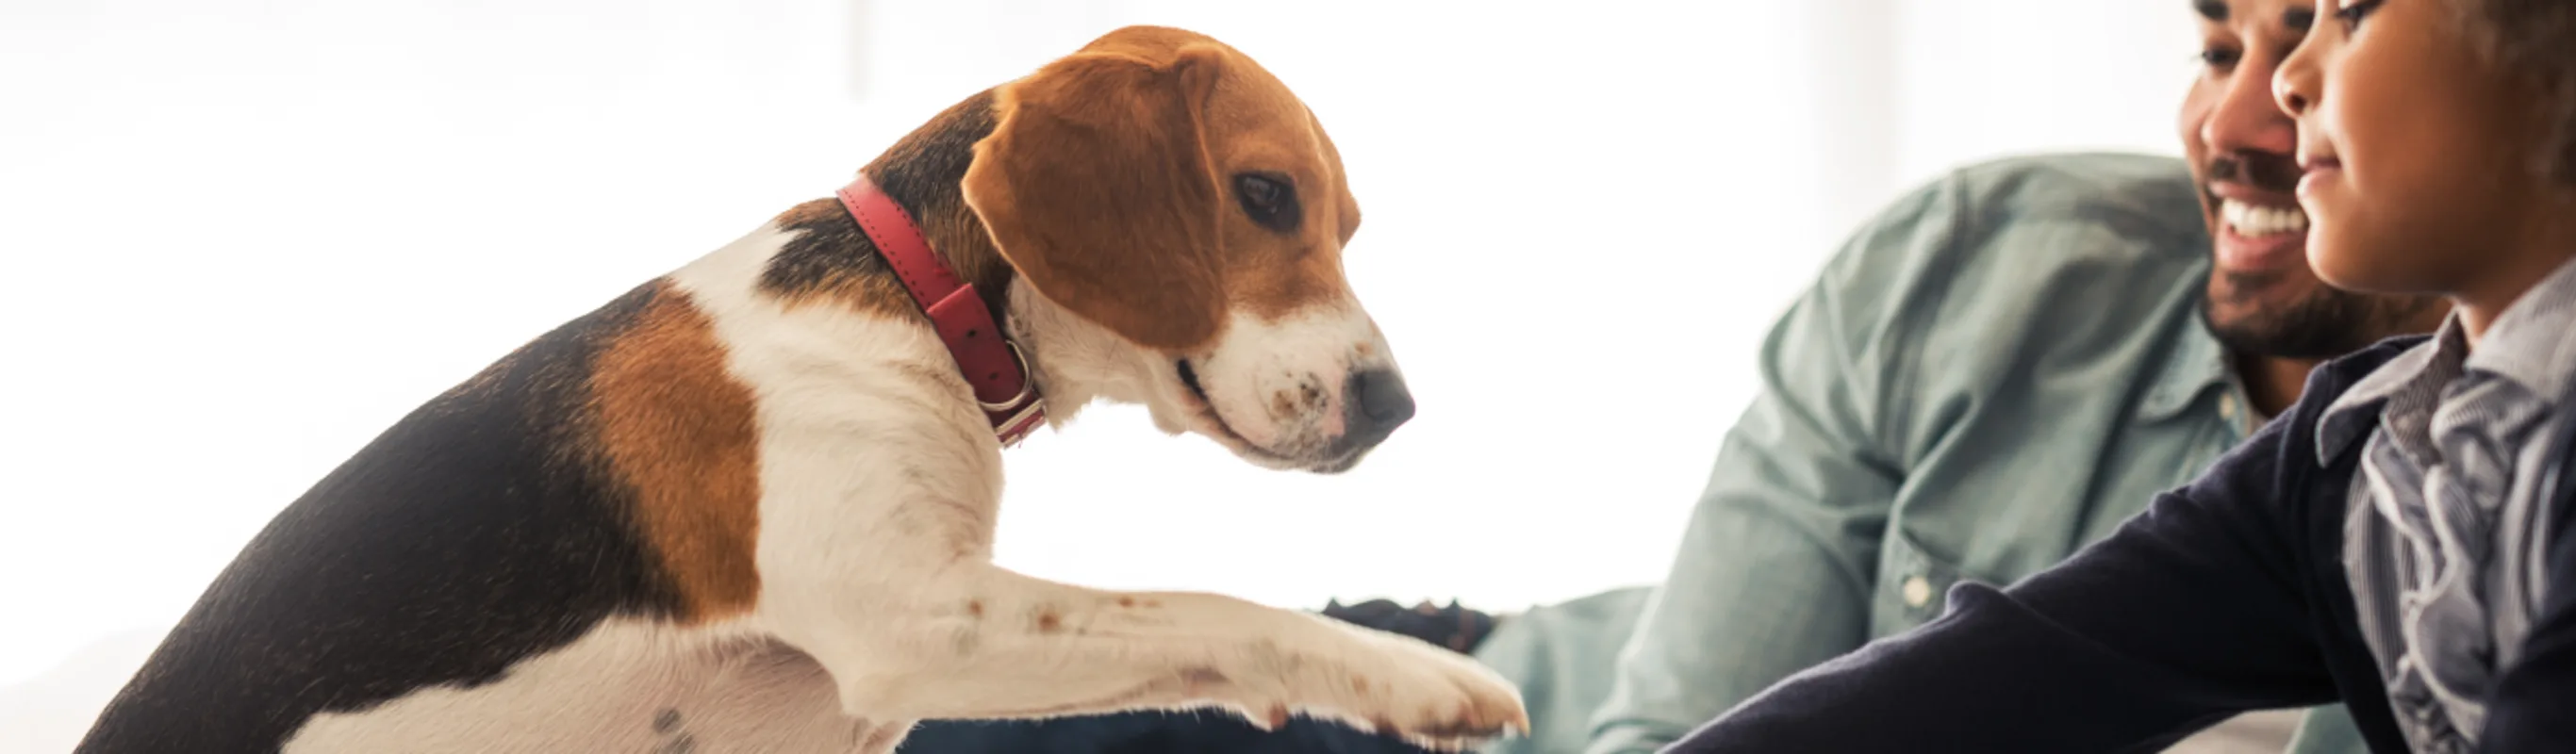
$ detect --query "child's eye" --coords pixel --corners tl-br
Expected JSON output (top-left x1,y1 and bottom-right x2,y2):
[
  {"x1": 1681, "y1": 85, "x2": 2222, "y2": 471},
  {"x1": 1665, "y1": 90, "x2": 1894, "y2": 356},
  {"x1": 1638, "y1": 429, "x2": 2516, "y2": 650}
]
[
  {"x1": 2335, "y1": 0, "x2": 2385, "y2": 31},
  {"x1": 2197, "y1": 46, "x2": 2242, "y2": 72}
]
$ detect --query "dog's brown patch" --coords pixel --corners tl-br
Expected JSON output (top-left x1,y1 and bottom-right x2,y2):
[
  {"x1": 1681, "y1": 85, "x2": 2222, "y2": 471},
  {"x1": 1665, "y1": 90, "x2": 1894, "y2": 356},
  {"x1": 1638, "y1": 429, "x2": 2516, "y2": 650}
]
[
  {"x1": 966, "y1": 599, "x2": 984, "y2": 617},
  {"x1": 963, "y1": 26, "x2": 1369, "y2": 352},
  {"x1": 588, "y1": 280, "x2": 764, "y2": 623},
  {"x1": 1036, "y1": 610, "x2": 1062, "y2": 632},
  {"x1": 1219, "y1": 105, "x2": 1364, "y2": 320},
  {"x1": 1116, "y1": 596, "x2": 1134, "y2": 607}
]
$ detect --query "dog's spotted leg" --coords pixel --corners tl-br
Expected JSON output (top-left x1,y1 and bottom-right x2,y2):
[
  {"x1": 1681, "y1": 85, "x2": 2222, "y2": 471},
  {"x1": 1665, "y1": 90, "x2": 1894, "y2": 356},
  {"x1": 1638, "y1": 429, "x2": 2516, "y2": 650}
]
[
  {"x1": 649, "y1": 709, "x2": 696, "y2": 754},
  {"x1": 794, "y1": 562, "x2": 1527, "y2": 751}
]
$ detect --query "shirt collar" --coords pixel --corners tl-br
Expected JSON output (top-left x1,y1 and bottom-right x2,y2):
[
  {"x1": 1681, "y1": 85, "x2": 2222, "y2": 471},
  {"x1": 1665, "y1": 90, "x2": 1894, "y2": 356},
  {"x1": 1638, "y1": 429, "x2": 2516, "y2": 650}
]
[
  {"x1": 2465, "y1": 254, "x2": 2576, "y2": 398},
  {"x1": 2317, "y1": 320, "x2": 2466, "y2": 464}
]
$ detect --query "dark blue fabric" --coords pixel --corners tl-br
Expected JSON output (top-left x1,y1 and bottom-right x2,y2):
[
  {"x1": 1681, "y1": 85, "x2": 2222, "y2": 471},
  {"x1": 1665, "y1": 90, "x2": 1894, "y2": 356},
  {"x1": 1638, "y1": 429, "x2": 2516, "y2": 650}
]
[{"x1": 896, "y1": 712, "x2": 1437, "y2": 754}]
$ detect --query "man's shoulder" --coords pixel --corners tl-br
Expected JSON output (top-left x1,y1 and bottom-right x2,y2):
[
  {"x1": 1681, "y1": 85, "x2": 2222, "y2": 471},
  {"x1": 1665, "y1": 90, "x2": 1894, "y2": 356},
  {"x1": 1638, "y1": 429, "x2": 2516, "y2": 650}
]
[
  {"x1": 1828, "y1": 151, "x2": 2206, "y2": 278},
  {"x1": 1828, "y1": 153, "x2": 2213, "y2": 339},
  {"x1": 1926, "y1": 152, "x2": 2208, "y2": 246},
  {"x1": 1941, "y1": 152, "x2": 2200, "y2": 206},
  {"x1": 1797, "y1": 154, "x2": 2222, "y2": 438}
]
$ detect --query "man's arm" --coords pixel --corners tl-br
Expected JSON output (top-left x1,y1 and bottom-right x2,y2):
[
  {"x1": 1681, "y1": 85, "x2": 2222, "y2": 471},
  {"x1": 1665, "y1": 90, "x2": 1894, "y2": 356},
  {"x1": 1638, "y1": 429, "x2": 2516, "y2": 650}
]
[
  {"x1": 1579, "y1": 184, "x2": 1945, "y2": 754},
  {"x1": 1660, "y1": 411, "x2": 2344, "y2": 753}
]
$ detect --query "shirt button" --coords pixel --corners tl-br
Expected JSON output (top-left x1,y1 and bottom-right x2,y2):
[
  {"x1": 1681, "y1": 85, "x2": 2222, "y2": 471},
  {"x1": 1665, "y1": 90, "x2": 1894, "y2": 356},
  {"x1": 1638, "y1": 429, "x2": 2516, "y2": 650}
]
[
  {"x1": 1901, "y1": 575, "x2": 1934, "y2": 608},
  {"x1": 2220, "y1": 394, "x2": 2240, "y2": 422}
]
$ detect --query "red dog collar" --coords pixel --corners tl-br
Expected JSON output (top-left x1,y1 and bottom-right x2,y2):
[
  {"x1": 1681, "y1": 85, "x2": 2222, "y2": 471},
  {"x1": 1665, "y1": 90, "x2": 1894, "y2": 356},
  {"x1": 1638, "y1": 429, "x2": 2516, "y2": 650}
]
[{"x1": 835, "y1": 174, "x2": 1046, "y2": 447}]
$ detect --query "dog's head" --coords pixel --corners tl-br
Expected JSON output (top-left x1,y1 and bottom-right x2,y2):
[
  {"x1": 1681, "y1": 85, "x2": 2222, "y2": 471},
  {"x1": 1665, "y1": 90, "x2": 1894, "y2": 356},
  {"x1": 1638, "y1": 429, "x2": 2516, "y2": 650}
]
[{"x1": 964, "y1": 25, "x2": 1404, "y2": 473}]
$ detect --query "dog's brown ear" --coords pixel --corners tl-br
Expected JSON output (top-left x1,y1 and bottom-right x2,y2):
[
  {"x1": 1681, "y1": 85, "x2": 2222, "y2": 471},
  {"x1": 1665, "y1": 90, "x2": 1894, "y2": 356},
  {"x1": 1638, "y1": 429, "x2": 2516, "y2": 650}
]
[{"x1": 963, "y1": 45, "x2": 1230, "y2": 352}]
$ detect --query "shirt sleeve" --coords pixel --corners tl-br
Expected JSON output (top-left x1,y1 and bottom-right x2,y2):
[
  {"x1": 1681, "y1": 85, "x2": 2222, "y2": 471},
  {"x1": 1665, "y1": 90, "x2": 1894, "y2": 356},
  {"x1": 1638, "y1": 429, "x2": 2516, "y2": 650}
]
[
  {"x1": 2477, "y1": 462, "x2": 2576, "y2": 752},
  {"x1": 1578, "y1": 181, "x2": 1945, "y2": 754},
  {"x1": 1660, "y1": 408, "x2": 2344, "y2": 753}
]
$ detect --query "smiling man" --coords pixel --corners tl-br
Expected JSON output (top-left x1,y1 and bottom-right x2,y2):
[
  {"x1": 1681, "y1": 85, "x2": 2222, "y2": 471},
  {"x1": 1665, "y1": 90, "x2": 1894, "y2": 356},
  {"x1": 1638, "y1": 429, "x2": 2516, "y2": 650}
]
[{"x1": 1471, "y1": 1, "x2": 2449, "y2": 753}]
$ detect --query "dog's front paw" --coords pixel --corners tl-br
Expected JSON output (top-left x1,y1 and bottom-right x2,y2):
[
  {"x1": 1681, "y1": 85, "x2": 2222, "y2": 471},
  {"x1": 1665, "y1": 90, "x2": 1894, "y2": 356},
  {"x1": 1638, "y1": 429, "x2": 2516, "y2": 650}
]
[{"x1": 1325, "y1": 629, "x2": 1529, "y2": 751}]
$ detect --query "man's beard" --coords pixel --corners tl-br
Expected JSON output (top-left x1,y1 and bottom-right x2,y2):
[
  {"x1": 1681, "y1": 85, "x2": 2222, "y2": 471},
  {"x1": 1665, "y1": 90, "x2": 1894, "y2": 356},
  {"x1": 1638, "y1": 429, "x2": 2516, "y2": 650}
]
[
  {"x1": 2195, "y1": 150, "x2": 2436, "y2": 360},
  {"x1": 2201, "y1": 270, "x2": 2431, "y2": 360}
]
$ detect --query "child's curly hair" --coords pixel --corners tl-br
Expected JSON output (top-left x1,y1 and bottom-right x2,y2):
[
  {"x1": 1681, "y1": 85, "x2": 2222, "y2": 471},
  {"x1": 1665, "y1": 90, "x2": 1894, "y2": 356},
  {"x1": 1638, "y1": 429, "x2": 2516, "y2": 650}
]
[{"x1": 2454, "y1": 0, "x2": 2576, "y2": 184}]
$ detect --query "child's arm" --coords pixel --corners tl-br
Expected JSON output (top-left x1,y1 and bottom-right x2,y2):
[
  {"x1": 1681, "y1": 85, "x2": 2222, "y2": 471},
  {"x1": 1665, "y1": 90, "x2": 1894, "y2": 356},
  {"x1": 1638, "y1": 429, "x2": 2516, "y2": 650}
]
[{"x1": 1660, "y1": 400, "x2": 2351, "y2": 753}]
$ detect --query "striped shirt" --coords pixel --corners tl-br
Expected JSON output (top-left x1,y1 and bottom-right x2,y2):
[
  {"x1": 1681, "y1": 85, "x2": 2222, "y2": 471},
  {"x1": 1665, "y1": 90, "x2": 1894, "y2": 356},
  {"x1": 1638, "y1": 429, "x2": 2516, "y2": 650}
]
[{"x1": 2318, "y1": 256, "x2": 2576, "y2": 751}]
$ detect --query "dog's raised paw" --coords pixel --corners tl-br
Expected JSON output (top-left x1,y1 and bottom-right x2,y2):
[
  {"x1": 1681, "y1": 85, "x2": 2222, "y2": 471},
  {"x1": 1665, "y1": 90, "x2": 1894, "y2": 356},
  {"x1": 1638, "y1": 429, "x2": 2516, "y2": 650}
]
[{"x1": 1336, "y1": 631, "x2": 1528, "y2": 750}]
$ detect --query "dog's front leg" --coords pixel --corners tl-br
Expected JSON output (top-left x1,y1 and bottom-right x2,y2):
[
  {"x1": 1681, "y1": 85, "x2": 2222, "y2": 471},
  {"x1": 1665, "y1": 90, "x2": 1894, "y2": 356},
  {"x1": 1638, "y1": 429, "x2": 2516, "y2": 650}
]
[{"x1": 774, "y1": 558, "x2": 1527, "y2": 751}]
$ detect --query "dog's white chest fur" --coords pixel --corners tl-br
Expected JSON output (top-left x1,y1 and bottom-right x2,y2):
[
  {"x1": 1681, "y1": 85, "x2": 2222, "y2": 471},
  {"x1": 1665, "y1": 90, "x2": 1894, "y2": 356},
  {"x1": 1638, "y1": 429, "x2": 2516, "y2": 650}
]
[{"x1": 283, "y1": 619, "x2": 885, "y2": 754}]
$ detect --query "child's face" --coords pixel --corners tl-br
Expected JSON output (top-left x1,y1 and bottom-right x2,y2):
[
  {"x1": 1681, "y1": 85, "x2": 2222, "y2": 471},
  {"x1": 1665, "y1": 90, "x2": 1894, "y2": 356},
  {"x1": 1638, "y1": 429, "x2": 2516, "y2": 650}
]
[{"x1": 2274, "y1": 0, "x2": 2556, "y2": 300}]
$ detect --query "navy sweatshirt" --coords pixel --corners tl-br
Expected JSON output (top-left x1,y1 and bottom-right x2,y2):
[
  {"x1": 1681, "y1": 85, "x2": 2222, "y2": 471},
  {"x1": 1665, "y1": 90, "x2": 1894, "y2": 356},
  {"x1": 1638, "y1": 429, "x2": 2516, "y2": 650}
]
[{"x1": 1665, "y1": 336, "x2": 2576, "y2": 753}]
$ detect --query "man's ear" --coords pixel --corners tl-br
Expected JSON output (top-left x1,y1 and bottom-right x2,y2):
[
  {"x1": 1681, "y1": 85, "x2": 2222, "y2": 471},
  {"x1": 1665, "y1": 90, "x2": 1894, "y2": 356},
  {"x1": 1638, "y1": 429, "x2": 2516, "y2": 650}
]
[{"x1": 962, "y1": 45, "x2": 1230, "y2": 352}]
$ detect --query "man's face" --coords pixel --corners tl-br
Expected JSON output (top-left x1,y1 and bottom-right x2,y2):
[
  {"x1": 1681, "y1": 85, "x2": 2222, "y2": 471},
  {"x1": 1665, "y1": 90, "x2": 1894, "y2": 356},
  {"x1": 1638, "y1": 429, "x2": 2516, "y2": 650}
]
[{"x1": 2181, "y1": 0, "x2": 2441, "y2": 359}]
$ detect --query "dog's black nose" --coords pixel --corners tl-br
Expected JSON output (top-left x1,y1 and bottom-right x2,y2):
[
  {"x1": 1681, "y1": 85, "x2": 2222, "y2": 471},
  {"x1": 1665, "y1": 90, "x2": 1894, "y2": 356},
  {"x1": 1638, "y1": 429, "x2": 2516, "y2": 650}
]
[{"x1": 1346, "y1": 369, "x2": 1415, "y2": 442}]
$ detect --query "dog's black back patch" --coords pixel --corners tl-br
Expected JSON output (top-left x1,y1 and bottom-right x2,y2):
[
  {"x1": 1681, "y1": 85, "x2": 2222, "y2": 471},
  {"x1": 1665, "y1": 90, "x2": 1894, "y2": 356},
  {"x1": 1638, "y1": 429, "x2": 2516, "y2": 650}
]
[{"x1": 76, "y1": 283, "x2": 690, "y2": 753}]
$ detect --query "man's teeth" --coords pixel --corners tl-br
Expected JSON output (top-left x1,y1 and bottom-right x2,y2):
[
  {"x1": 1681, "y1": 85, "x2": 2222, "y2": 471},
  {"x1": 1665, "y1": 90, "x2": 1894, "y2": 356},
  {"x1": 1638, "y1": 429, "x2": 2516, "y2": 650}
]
[{"x1": 2221, "y1": 199, "x2": 2309, "y2": 238}]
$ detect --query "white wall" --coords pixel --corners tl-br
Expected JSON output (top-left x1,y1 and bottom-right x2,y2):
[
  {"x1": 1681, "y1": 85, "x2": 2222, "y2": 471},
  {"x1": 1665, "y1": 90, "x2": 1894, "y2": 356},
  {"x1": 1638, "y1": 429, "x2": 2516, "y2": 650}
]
[{"x1": 0, "y1": 1, "x2": 2191, "y2": 750}]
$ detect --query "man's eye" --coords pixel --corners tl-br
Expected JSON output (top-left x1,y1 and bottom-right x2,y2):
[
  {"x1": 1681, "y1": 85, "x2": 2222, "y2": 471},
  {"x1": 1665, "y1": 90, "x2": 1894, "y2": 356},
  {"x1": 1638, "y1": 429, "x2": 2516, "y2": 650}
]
[{"x1": 2197, "y1": 47, "x2": 2242, "y2": 70}]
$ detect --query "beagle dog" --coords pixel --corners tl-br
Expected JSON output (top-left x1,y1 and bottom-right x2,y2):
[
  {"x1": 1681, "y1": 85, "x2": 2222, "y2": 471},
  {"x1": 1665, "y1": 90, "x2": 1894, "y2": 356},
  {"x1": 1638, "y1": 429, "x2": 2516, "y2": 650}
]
[{"x1": 76, "y1": 25, "x2": 1526, "y2": 754}]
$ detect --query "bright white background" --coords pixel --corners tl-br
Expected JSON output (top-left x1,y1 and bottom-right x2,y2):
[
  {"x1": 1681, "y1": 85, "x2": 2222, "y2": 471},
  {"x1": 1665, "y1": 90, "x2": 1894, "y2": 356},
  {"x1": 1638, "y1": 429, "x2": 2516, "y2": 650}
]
[{"x1": 0, "y1": 1, "x2": 2194, "y2": 749}]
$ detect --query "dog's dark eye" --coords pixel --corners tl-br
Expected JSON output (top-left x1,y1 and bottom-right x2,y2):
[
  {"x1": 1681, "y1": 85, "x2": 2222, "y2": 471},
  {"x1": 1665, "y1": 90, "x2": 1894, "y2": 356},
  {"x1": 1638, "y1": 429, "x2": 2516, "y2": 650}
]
[
  {"x1": 1233, "y1": 173, "x2": 1300, "y2": 233},
  {"x1": 1239, "y1": 175, "x2": 1281, "y2": 209}
]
